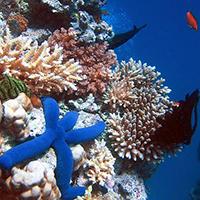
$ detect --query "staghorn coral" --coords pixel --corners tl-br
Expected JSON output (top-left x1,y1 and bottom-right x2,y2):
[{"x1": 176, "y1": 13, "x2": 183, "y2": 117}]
[
  {"x1": 48, "y1": 27, "x2": 117, "y2": 97},
  {"x1": 0, "y1": 29, "x2": 82, "y2": 96},
  {"x1": 0, "y1": 160, "x2": 61, "y2": 200},
  {"x1": 106, "y1": 58, "x2": 172, "y2": 162},
  {"x1": 81, "y1": 140, "x2": 116, "y2": 186}
]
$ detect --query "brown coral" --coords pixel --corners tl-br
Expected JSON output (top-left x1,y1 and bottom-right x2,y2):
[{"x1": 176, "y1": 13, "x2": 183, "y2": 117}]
[
  {"x1": 106, "y1": 58, "x2": 172, "y2": 162},
  {"x1": 0, "y1": 29, "x2": 82, "y2": 97},
  {"x1": 7, "y1": 14, "x2": 28, "y2": 34},
  {"x1": 48, "y1": 28, "x2": 117, "y2": 98}
]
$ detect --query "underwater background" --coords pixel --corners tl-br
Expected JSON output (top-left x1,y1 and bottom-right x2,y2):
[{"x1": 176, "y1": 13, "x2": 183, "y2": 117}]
[
  {"x1": 104, "y1": 0, "x2": 200, "y2": 200},
  {"x1": 0, "y1": 0, "x2": 199, "y2": 199}
]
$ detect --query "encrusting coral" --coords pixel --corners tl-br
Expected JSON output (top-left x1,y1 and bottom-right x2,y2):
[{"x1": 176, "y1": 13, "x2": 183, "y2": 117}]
[
  {"x1": 106, "y1": 58, "x2": 172, "y2": 162},
  {"x1": 48, "y1": 27, "x2": 117, "y2": 97},
  {"x1": 0, "y1": 97, "x2": 106, "y2": 200},
  {"x1": 7, "y1": 13, "x2": 28, "y2": 35},
  {"x1": 81, "y1": 139, "x2": 116, "y2": 186},
  {"x1": 0, "y1": 28, "x2": 82, "y2": 97},
  {"x1": 1, "y1": 93, "x2": 32, "y2": 140},
  {"x1": 0, "y1": 160, "x2": 61, "y2": 200}
]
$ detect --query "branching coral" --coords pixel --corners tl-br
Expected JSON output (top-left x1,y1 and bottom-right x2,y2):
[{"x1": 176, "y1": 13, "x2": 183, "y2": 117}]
[
  {"x1": 0, "y1": 29, "x2": 82, "y2": 96},
  {"x1": 82, "y1": 140, "x2": 116, "y2": 186},
  {"x1": 106, "y1": 58, "x2": 172, "y2": 162},
  {"x1": 48, "y1": 27, "x2": 117, "y2": 97}
]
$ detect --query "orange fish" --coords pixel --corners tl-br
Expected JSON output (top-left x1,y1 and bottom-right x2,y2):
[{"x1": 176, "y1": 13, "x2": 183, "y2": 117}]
[{"x1": 186, "y1": 11, "x2": 198, "y2": 31}]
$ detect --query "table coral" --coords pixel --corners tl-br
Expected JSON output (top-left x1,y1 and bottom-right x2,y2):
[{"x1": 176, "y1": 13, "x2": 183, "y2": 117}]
[
  {"x1": 48, "y1": 27, "x2": 117, "y2": 98},
  {"x1": 0, "y1": 97, "x2": 105, "y2": 200},
  {"x1": 0, "y1": 28, "x2": 82, "y2": 97}
]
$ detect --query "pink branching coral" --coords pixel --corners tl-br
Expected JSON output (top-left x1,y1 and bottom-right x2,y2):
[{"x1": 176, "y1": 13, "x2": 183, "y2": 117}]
[
  {"x1": 106, "y1": 58, "x2": 173, "y2": 162},
  {"x1": 48, "y1": 28, "x2": 117, "y2": 98}
]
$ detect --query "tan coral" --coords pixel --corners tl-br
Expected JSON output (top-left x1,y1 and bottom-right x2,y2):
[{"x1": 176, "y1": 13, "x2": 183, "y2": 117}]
[
  {"x1": 82, "y1": 140, "x2": 115, "y2": 186},
  {"x1": 1, "y1": 93, "x2": 32, "y2": 140},
  {"x1": 106, "y1": 58, "x2": 173, "y2": 162},
  {"x1": 48, "y1": 28, "x2": 117, "y2": 97},
  {"x1": 0, "y1": 28, "x2": 82, "y2": 96},
  {"x1": 71, "y1": 144, "x2": 87, "y2": 171},
  {"x1": 0, "y1": 160, "x2": 61, "y2": 200}
]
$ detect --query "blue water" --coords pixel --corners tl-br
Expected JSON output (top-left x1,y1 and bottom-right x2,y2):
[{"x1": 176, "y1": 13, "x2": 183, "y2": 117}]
[{"x1": 104, "y1": 1, "x2": 200, "y2": 200}]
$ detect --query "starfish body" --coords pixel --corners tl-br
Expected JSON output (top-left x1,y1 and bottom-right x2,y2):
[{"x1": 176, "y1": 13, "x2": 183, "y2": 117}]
[{"x1": 0, "y1": 97, "x2": 106, "y2": 200}]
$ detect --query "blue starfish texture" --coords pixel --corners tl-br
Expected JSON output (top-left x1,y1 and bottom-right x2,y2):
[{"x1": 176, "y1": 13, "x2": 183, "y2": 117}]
[{"x1": 0, "y1": 97, "x2": 106, "y2": 200}]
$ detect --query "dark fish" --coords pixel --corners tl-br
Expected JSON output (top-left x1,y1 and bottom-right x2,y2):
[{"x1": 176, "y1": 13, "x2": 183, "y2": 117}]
[
  {"x1": 150, "y1": 89, "x2": 199, "y2": 153},
  {"x1": 108, "y1": 24, "x2": 147, "y2": 49}
]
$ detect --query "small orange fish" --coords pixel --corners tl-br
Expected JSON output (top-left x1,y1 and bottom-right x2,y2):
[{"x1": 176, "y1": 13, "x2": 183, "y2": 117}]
[{"x1": 186, "y1": 11, "x2": 198, "y2": 31}]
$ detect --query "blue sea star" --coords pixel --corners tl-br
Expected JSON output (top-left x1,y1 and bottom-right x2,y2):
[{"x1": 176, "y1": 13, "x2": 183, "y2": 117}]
[{"x1": 0, "y1": 97, "x2": 106, "y2": 200}]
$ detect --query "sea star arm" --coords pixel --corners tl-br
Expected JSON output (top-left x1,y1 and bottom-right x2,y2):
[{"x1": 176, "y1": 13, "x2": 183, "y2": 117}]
[
  {"x1": 0, "y1": 130, "x2": 55, "y2": 170},
  {"x1": 65, "y1": 121, "x2": 105, "y2": 144},
  {"x1": 52, "y1": 140, "x2": 85, "y2": 200},
  {"x1": 58, "y1": 111, "x2": 79, "y2": 132},
  {"x1": 42, "y1": 97, "x2": 60, "y2": 129}
]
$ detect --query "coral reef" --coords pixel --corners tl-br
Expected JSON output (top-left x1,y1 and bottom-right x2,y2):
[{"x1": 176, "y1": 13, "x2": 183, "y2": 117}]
[
  {"x1": 26, "y1": 0, "x2": 113, "y2": 43},
  {"x1": 114, "y1": 172, "x2": 147, "y2": 200},
  {"x1": 0, "y1": 29, "x2": 82, "y2": 96},
  {"x1": 48, "y1": 27, "x2": 117, "y2": 97},
  {"x1": 68, "y1": 93, "x2": 101, "y2": 113},
  {"x1": 1, "y1": 93, "x2": 32, "y2": 140},
  {"x1": 81, "y1": 139, "x2": 115, "y2": 186},
  {"x1": 0, "y1": 97, "x2": 105, "y2": 200},
  {"x1": 0, "y1": 160, "x2": 61, "y2": 200},
  {"x1": 106, "y1": 58, "x2": 172, "y2": 162},
  {"x1": 0, "y1": 75, "x2": 30, "y2": 102}
]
